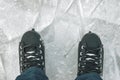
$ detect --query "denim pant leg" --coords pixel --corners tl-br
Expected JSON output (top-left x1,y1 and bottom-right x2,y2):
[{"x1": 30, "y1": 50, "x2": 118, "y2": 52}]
[
  {"x1": 16, "y1": 67, "x2": 49, "y2": 80},
  {"x1": 75, "y1": 73, "x2": 102, "y2": 80}
]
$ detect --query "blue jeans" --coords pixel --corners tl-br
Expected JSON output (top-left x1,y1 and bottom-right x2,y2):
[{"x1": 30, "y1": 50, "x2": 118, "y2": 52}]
[
  {"x1": 16, "y1": 67, "x2": 102, "y2": 80},
  {"x1": 16, "y1": 67, "x2": 48, "y2": 80},
  {"x1": 75, "y1": 73, "x2": 102, "y2": 80}
]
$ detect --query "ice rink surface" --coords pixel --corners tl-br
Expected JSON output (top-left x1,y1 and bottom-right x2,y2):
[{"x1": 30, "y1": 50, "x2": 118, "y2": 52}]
[{"x1": 0, "y1": 0, "x2": 120, "y2": 80}]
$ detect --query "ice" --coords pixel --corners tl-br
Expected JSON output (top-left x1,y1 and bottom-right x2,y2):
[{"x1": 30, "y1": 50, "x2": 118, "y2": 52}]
[{"x1": 0, "y1": 0, "x2": 120, "y2": 80}]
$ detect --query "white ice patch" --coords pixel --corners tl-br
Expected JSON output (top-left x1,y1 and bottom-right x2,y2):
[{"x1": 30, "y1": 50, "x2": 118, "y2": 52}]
[{"x1": 0, "y1": 0, "x2": 120, "y2": 80}]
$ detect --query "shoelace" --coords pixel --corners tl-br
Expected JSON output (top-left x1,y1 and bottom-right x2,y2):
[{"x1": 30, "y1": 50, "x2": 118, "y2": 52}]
[
  {"x1": 20, "y1": 43, "x2": 45, "y2": 72},
  {"x1": 78, "y1": 45, "x2": 103, "y2": 75}
]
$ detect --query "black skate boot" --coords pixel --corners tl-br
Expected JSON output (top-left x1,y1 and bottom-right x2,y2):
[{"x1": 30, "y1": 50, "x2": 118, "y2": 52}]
[
  {"x1": 77, "y1": 31, "x2": 104, "y2": 76},
  {"x1": 19, "y1": 28, "x2": 45, "y2": 73}
]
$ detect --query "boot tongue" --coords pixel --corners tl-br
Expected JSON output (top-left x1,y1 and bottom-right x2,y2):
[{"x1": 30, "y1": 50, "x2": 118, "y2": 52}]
[{"x1": 25, "y1": 46, "x2": 36, "y2": 53}]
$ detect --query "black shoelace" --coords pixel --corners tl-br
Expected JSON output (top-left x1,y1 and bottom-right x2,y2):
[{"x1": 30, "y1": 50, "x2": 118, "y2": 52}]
[
  {"x1": 19, "y1": 43, "x2": 45, "y2": 73},
  {"x1": 78, "y1": 45, "x2": 103, "y2": 75}
]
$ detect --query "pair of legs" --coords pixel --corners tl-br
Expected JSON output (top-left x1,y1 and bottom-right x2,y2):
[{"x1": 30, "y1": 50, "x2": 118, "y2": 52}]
[
  {"x1": 16, "y1": 67, "x2": 102, "y2": 80},
  {"x1": 16, "y1": 29, "x2": 103, "y2": 80}
]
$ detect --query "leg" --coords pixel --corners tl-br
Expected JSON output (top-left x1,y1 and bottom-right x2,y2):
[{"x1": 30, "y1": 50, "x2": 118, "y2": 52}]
[
  {"x1": 16, "y1": 67, "x2": 48, "y2": 80},
  {"x1": 75, "y1": 72, "x2": 102, "y2": 80},
  {"x1": 77, "y1": 32, "x2": 104, "y2": 80},
  {"x1": 16, "y1": 29, "x2": 47, "y2": 80}
]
